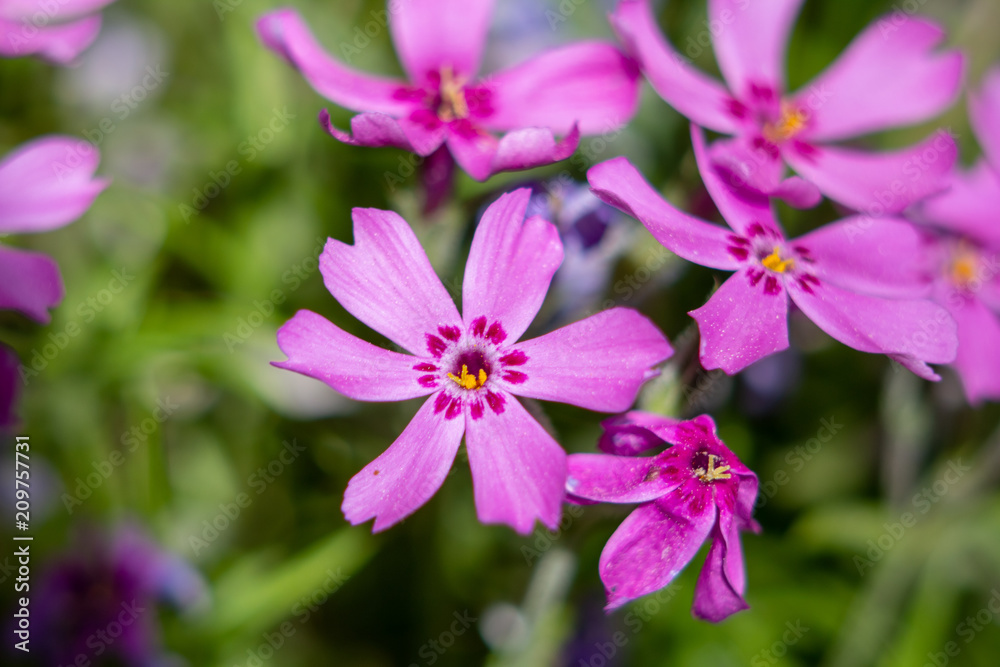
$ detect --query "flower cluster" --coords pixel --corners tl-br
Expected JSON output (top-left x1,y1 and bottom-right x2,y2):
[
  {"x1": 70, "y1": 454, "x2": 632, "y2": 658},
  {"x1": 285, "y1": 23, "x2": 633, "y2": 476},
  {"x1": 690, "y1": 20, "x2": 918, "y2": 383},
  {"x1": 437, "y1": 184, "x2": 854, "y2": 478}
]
[{"x1": 258, "y1": 0, "x2": 997, "y2": 622}]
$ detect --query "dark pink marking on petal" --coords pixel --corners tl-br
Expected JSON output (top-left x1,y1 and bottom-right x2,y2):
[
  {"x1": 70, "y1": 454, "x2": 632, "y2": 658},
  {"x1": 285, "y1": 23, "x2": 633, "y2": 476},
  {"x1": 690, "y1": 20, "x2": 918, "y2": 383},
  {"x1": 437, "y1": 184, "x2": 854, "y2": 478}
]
[
  {"x1": 791, "y1": 140, "x2": 819, "y2": 161},
  {"x1": 393, "y1": 86, "x2": 427, "y2": 102},
  {"x1": 486, "y1": 321, "x2": 507, "y2": 345},
  {"x1": 426, "y1": 334, "x2": 447, "y2": 358},
  {"x1": 751, "y1": 136, "x2": 781, "y2": 160},
  {"x1": 796, "y1": 277, "x2": 814, "y2": 294},
  {"x1": 747, "y1": 269, "x2": 765, "y2": 287},
  {"x1": 728, "y1": 235, "x2": 750, "y2": 246},
  {"x1": 410, "y1": 108, "x2": 442, "y2": 131},
  {"x1": 434, "y1": 392, "x2": 451, "y2": 414},
  {"x1": 503, "y1": 370, "x2": 527, "y2": 384},
  {"x1": 471, "y1": 316, "x2": 487, "y2": 337},
  {"x1": 802, "y1": 273, "x2": 820, "y2": 286},
  {"x1": 413, "y1": 362, "x2": 438, "y2": 372},
  {"x1": 764, "y1": 276, "x2": 781, "y2": 295},
  {"x1": 726, "y1": 98, "x2": 749, "y2": 120},
  {"x1": 485, "y1": 391, "x2": 506, "y2": 415},
  {"x1": 418, "y1": 375, "x2": 438, "y2": 388},
  {"x1": 438, "y1": 325, "x2": 461, "y2": 341},
  {"x1": 727, "y1": 246, "x2": 749, "y2": 261},
  {"x1": 746, "y1": 222, "x2": 766, "y2": 238},
  {"x1": 445, "y1": 397, "x2": 462, "y2": 420},
  {"x1": 499, "y1": 350, "x2": 528, "y2": 366},
  {"x1": 470, "y1": 400, "x2": 484, "y2": 420}
]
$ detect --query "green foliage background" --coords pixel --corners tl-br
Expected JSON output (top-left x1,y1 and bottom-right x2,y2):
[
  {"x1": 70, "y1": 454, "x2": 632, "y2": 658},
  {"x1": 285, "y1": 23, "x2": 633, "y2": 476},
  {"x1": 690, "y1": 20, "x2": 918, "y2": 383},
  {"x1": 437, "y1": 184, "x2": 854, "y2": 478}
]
[{"x1": 3, "y1": 0, "x2": 1000, "y2": 665}]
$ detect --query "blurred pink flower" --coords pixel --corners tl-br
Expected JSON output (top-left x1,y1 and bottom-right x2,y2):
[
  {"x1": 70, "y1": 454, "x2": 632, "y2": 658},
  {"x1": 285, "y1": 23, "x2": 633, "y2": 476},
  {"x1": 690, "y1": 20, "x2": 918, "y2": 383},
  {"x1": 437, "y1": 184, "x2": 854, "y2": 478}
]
[
  {"x1": 0, "y1": 0, "x2": 116, "y2": 64},
  {"x1": 274, "y1": 189, "x2": 672, "y2": 534},
  {"x1": 568, "y1": 413, "x2": 759, "y2": 621},
  {"x1": 256, "y1": 1, "x2": 640, "y2": 183},
  {"x1": 612, "y1": 0, "x2": 963, "y2": 212},
  {"x1": 589, "y1": 125, "x2": 957, "y2": 378},
  {"x1": 0, "y1": 136, "x2": 108, "y2": 323}
]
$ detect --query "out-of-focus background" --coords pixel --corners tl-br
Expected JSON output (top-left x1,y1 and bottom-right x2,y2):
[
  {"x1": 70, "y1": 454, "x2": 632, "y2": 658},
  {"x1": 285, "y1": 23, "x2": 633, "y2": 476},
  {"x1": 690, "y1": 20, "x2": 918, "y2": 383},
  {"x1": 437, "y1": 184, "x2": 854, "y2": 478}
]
[{"x1": 2, "y1": 0, "x2": 1000, "y2": 665}]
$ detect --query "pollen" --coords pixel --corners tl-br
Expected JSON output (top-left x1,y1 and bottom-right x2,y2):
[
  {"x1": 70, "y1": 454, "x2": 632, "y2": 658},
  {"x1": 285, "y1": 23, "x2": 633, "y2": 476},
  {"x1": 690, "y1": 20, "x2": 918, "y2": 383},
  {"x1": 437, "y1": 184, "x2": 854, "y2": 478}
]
[
  {"x1": 763, "y1": 104, "x2": 808, "y2": 143},
  {"x1": 437, "y1": 65, "x2": 469, "y2": 121},
  {"x1": 949, "y1": 244, "x2": 979, "y2": 288},
  {"x1": 447, "y1": 364, "x2": 487, "y2": 390},
  {"x1": 762, "y1": 246, "x2": 794, "y2": 273},
  {"x1": 695, "y1": 454, "x2": 732, "y2": 483}
]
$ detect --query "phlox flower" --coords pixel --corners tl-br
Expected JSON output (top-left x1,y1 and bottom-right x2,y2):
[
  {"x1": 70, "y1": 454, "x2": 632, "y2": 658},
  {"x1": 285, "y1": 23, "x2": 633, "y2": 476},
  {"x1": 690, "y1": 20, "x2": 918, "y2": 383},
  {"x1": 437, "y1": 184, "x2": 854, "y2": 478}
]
[
  {"x1": 567, "y1": 412, "x2": 759, "y2": 621},
  {"x1": 611, "y1": 0, "x2": 962, "y2": 212},
  {"x1": 256, "y1": 0, "x2": 640, "y2": 185},
  {"x1": 0, "y1": 136, "x2": 108, "y2": 323},
  {"x1": 274, "y1": 189, "x2": 672, "y2": 534},
  {"x1": 589, "y1": 125, "x2": 957, "y2": 378},
  {"x1": 0, "y1": 0, "x2": 116, "y2": 64},
  {"x1": 917, "y1": 66, "x2": 1000, "y2": 403}
]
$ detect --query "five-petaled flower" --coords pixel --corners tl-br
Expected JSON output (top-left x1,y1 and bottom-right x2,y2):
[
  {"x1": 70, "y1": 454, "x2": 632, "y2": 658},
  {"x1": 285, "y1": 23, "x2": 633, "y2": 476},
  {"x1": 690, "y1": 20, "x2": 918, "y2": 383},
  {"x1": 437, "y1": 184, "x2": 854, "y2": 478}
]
[
  {"x1": 567, "y1": 412, "x2": 759, "y2": 621},
  {"x1": 0, "y1": 136, "x2": 109, "y2": 323},
  {"x1": 611, "y1": 0, "x2": 962, "y2": 211},
  {"x1": 256, "y1": 0, "x2": 639, "y2": 187},
  {"x1": 917, "y1": 65, "x2": 1000, "y2": 403},
  {"x1": 589, "y1": 125, "x2": 958, "y2": 378},
  {"x1": 0, "y1": 0, "x2": 117, "y2": 64},
  {"x1": 274, "y1": 189, "x2": 672, "y2": 534}
]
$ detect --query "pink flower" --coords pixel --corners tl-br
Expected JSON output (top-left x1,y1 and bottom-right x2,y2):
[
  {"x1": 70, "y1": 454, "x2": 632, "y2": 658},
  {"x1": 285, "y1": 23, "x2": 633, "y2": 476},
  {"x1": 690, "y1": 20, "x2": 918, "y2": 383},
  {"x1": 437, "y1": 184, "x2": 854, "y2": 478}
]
[
  {"x1": 567, "y1": 412, "x2": 759, "y2": 621},
  {"x1": 0, "y1": 136, "x2": 108, "y2": 323},
  {"x1": 917, "y1": 67, "x2": 1000, "y2": 403},
  {"x1": 256, "y1": 1, "x2": 640, "y2": 183},
  {"x1": 611, "y1": 0, "x2": 963, "y2": 212},
  {"x1": 0, "y1": 0, "x2": 116, "y2": 64},
  {"x1": 274, "y1": 189, "x2": 672, "y2": 534},
  {"x1": 589, "y1": 125, "x2": 957, "y2": 378}
]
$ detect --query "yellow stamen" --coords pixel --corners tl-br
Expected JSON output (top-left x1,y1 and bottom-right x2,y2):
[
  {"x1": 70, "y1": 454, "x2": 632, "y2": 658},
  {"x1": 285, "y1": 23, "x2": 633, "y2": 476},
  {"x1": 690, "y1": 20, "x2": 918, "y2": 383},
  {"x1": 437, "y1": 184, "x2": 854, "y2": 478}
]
[
  {"x1": 438, "y1": 65, "x2": 469, "y2": 121},
  {"x1": 763, "y1": 104, "x2": 809, "y2": 143},
  {"x1": 949, "y1": 244, "x2": 979, "y2": 288},
  {"x1": 695, "y1": 454, "x2": 732, "y2": 482},
  {"x1": 762, "y1": 246, "x2": 794, "y2": 273},
  {"x1": 447, "y1": 364, "x2": 487, "y2": 390}
]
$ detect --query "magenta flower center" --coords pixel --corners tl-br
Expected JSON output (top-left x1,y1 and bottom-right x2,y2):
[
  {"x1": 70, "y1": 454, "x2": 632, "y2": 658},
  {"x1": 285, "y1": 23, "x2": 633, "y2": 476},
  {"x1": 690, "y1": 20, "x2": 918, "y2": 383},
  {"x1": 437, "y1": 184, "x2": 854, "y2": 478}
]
[{"x1": 761, "y1": 102, "x2": 810, "y2": 144}]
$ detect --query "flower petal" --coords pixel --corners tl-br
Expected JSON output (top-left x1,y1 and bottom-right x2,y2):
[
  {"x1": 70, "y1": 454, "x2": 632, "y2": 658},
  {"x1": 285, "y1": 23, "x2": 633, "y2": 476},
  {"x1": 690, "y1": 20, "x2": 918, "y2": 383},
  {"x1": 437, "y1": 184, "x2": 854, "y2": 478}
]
[
  {"x1": 0, "y1": 15, "x2": 101, "y2": 64},
  {"x1": 690, "y1": 269, "x2": 790, "y2": 375},
  {"x1": 0, "y1": 246, "x2": 64, "y2": 324},
  {"x1": 464, "y1": 393, "x2": 566, "y2": 534},
  {"x1": 598, "y1": 411, "x2": 670, "y2": 456},
  {"x1": 919, "y1": 160, "x2": 1000, "y2": 248},
  {"x1": 600, "y1": 502, "x2": 715, "y2": 611},
  {"x1": 273, "y1": 309, "x2": 434, "y2": 402},
  {"x1": 389, "y1": 0, "x2": 494, "y2": 86},
  {"x1": 588, "y1": 156, "x2": 743, "y2": 270},
  {"x1": 794, "y1": 15, "x2": 963, "y2": 142},
  {"x1": 484, "y1": 42, "x2": 640, "y2": 136},
  {"x1": 692, "y1": 508, "x2": 750, "y2": 622},
  {"x1": 490, "y1": 125, "x2": 580, "y2": 174},
  {"x1": 320, "y1": 208, "x2": 462, "y2": 356},
  {"x1": 0, "y1": 0, "x2": 115, "y2": 21},
  {"x1": 463, "y1": 189, "x2": 562, "y2": 342},
  {"x1": 566, "y1": 453, "x2": 681, "y2": 504},
  {"x1": 319, "y1": 109, "x2": 447, "y2": 155},
  {"x1": 708, "y1": 0, "x2": 803, "y2": 99},
  {"x1": 783, "y1": 132, "x2": 957, "y2": 214},
  {"x1": 0, "y1": 136, "x2": 108, "y2": 234},
  {"x1": 793, "y1": 217, "x2": 931, "y2": 299},
  {"x1": 949, "y1": 296, "x2": 1000, "y2": 405},
  {"x1": 342, "y1": 395, "x2": 465, "y2": 532},
  {"x1": 510, "y1": 307, "x2": 673, "y2": 412},
  {"x1": 786, "y1": 279, "x2": 957, "y2": 366},
  {"x1": 0, "y1": 344, "x2": 19, "y2": 430},
  {"x1": 611, "y1": 0, "x2": 742, "y2": 134},
  {"x1": 257, "y1": 9, "x2": 413, "y2": 115},
  {"x1": 970, "y1": 66, "x2": 1000, "y2": 173}
]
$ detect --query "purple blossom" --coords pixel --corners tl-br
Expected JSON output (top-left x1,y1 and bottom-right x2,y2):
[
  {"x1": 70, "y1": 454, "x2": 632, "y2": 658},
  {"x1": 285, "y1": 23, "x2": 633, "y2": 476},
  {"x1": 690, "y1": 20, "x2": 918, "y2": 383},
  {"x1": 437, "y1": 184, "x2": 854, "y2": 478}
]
[
  {"x1": 588, "y1": 125, "x2": 958, "y2": 378},
  {"x1": 0, "y1": 136, "x2": 108, "y2": 323},
  {"x1": 274, "y1": 189, "x2": 672, "y2": 534},
  {"x1": 0, "y1": 344, "x2": 19, "y2": 431},
  {"x1": 33, "y1": 523, "x2": 205, "y2": 667},
  {"x1": 0, "y1": 0, "x2": 116, "y2": 64},
  {"x1": 256, "y1": 1, "x2": 640, "y2": 184},
  {"x1": 916, "y1": 66, "x2": 1000, "y2": 403},
  {"x1": 611, "y1": 0, "x2": 963, "y2": 211},
  {"x1": 567, "y1": 413, "x2": 759, "y2": 621}
]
